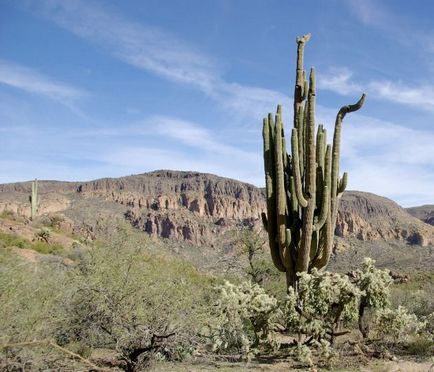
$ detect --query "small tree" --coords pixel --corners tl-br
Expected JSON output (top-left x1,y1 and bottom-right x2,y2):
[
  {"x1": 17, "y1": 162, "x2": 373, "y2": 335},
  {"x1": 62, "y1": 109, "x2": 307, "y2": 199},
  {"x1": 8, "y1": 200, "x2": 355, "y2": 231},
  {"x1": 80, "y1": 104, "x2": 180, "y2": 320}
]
[{"x1": 233, "y1": 228, "x2": 278, "y2": 286}]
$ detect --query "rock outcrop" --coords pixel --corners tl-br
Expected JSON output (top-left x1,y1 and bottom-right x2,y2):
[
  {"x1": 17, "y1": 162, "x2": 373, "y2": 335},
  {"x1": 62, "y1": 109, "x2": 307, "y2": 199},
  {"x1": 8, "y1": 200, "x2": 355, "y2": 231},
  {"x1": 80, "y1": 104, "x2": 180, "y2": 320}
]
[
  {"x1": 0, "y1": 170, "x2": 433, "y2": 247},
  {"x1": 336, "y1": 191, "x2": 434, "y2": 246},
  {"x1": 406, "y1": 205, "x2": 434, "y2": 226}
]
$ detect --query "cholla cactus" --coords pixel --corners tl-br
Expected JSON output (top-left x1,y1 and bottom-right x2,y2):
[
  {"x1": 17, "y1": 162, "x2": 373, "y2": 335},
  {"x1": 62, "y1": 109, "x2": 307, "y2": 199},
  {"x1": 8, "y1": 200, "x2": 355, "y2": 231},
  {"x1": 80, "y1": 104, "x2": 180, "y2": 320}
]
[
  {"x1": 210, "y1": 280, "x2": 281, "y2": 358},
  {"x1": 352, "y1": 257, "x2": 393, "y2": 338},
  {"x1": 262, "y1": 34, "x2": 366, "y2": 286},
  {"x1": 375, "y1": 306, "x2": 426, "y2": 341},
  {"x1": 284, "y1": 269, "x2": 362, "y2": 343}
]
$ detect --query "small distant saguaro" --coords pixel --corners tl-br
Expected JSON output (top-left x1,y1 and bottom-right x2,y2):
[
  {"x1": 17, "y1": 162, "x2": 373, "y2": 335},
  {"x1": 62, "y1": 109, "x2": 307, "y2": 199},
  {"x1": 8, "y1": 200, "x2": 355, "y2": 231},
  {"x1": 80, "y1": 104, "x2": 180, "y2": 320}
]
[
  {"x1": 30, "y1": 179, "x2": 40, "y2": 220},
  {"x1": 261, "y1": 34, "x2": 366, "y2": 287}
]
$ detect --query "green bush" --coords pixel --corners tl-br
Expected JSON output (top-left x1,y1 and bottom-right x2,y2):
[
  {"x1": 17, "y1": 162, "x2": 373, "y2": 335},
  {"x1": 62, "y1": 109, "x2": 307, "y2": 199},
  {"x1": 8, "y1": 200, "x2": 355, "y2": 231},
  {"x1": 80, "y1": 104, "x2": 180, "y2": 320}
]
[
  {"x1": 0, "y1": 232, "x2": 29, "y2": 249},
  {"x1": 53, "y1": 230, "x2": 212, "y2": 370},
  {"x1": 390, "y1": 272, "x2": 434, "y2": 318},
  {"x1": 374, "y1": 306, "x2": 426, "y2": 341},
  {"x1": 209, "y1": 280, "x2": 281, "y2": 359},
  {"x1": 31, "y1": 241, "x2": 64, "y2": 255},
  {"x1": 284, "y1": 269, "x2": 361, "y2": 342},
  {"x1": 0, "y1": 249, "x2": 66, "y2": 344},
  {"x1": 406, "y1": 335, "x2": 434, "y2": 356}
]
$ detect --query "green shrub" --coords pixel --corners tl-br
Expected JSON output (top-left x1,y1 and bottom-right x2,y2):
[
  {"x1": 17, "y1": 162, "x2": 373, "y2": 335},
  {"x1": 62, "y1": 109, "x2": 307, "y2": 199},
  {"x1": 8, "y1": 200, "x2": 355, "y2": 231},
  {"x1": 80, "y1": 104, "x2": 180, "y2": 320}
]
[
  {"x1": 53, "y1": 231, "x2": 212, "y2": 370},
  {"x1": 406, "y1": 335, "x2": 434, "y2": 356},
  {"x1": 390, "y1": 272, "x2": 434, "y2": 318},
  {"x1": 0, "y1": 232, "x2": 29, "y2": 249},
  {"x1": 374, "y1": 306, "x2": 426, "y2": 341},
  {"x1": 35, "y1": 227, "x2": 51, "y2": 243},
  {"x1": 352, "y1": 257, "x2": 393, "y2": 338},
  {"x1": 0, "y1": 210, "x2": 15, "y2": 220},
  {"x1": 209, "y1": 280, "x2": 281, "y2": 359},
  {"x1": 284, "y1": 269, "x2": 362, "y2": 343},
  {"x1": 31, "y1": 241, "x2": 64, "y2": 255},
  {"x1": 0, "y1": 249, "x2": 67, "y2": 344}
]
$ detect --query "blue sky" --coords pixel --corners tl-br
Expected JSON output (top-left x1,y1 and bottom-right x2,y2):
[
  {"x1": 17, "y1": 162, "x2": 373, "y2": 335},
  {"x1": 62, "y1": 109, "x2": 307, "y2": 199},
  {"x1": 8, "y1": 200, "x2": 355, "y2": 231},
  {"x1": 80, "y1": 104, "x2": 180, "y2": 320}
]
[{"x1": 1, "y1": 0, "x2": 434, "y2": 207}]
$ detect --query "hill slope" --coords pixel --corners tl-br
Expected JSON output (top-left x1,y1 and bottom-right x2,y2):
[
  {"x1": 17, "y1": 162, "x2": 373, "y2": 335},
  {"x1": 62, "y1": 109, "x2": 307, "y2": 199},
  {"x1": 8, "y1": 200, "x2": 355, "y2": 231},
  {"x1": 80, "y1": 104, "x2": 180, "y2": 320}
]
[
  {"x1": 406, "y1": 205, "x2": 434, "y2": 226},
  {"x1": 1, "y1": 170, "x2": 433, "y2": 249}
]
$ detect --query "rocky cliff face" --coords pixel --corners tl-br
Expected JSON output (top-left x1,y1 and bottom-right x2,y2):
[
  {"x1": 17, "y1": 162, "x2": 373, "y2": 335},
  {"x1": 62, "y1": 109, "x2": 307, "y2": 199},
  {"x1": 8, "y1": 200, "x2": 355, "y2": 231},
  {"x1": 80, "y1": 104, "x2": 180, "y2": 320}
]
[
  {"x1": 0, "y1": 170, "x2": 433, "y2": 247},
  {"x1": 76, "y1": 170, "x2": 264, "y2": 220},
  {"x1": 406, "y1": 205, "x2": 434, "y2": 226},
  {"x1": 336, "y1": 192, "x2": 434, "y2": 246}
]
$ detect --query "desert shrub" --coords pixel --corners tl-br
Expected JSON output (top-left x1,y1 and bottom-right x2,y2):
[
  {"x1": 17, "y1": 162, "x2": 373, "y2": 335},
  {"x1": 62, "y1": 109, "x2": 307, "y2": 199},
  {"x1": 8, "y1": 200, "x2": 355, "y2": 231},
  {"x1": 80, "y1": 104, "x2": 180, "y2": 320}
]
[
  {"x1": 233, "y1": 228, "x2": 278, "y2": 284},
  {"x1": 31, "y1": 241, "x2": 64, "y2": 255},
  {"x1": 0, "y1": 249, "x2": 67, "y2": 344},
  {"x1": 0, "y1": 232, "x2": 28, "y2": 249},
  {"x1": 53, "y1": 230, "x2": 212, "y2": 370},
  {"x1": 406, "y1": 335, "x2": 434, "y2": 356},
  {"x1": 374, "y1": 306, "x2": 426, "y2": 341},
  {"x1": 284, "y1": 269, "x2": 362, "y2": 343},
  {"x1": 209, "y1": 280, "x2": 281, "y2": 359},
  {"x1": 47, "y1": 215, "x2": 65, "y2": 230},
  {"x1": 355, "y1": 258, "x2": 392, "y2": 309},
  {"x1": 34, "y1": 227, "x2": 51, "y2": 243},
  {"x1": 351, "y1": 257, "x2": 393, "y2": 338},
  {"x1": 66, "y1": 241, "x2": 87, "y2": 261},
  {"x1": 390, "y1": 272, "x2": 434, "y2": 318},
  {"x1": 0, "y1": 210, "x2": 15, "y2": 220}
]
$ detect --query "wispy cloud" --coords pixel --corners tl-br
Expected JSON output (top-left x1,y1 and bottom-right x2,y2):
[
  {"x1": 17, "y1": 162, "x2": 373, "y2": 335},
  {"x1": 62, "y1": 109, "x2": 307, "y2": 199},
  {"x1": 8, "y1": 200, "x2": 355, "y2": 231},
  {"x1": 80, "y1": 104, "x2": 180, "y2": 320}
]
[
  {"x1": 32, "y1": 0, "x2": 286, "y2": 119},
  {"x1": 347, "y1": 0, "x2": 434, "y2": 54},
  {"x1": 34, "y1": 0, "x2": 218, "y2": 92},
  {"x1": 316, "y1": 105, "x2": 434, "y2": 206},
  {"x1": 0, "y1": 59, "x2": 85, "y2": 100},
  {"x1": 318, "y1": 67, "x2": 434, "y2": 111},
  {"x1": 316, "y1": 67, "x2": 361, "y2": 95},
  {"x1": 347, "y1": 0, "x2": 391, "y2": 29},
  {"x1": 149, "y1": 116, "x2": 260, "y2": 160},
  {"x1": 369, "y1": 80, "x2": 434, "y2": 109}
]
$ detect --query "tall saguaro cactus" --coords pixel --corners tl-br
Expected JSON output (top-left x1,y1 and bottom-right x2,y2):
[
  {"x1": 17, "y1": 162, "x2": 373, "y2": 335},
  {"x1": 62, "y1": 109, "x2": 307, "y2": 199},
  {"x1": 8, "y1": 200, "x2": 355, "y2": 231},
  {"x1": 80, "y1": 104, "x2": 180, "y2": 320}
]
[
  {"x1": 30, "y1": 179, "x2": 40, "y2": 220},
  {"x1": 262, "y1": 34, "x2": 366, "y2": 287}
]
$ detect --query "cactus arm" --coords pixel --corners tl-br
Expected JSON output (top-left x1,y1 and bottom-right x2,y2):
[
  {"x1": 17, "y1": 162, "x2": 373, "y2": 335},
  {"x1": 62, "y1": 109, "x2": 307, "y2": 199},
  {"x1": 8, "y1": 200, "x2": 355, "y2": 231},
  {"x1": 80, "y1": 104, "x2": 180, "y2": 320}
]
[
  {"x1": 293, "y1": 34, "x2": 311, "y2": 129},
  {"x1": 337, "y1": 172, "x2": 348, "y2": 195},
  {"x1": 294, "y1": 35, "x2": 310, "y2": 179},
  {"x1": 263, "y1": 117, "x2": 286, "y2": 272},
  {"x1": 275, "y1": 113, "x2": 292, "y2": 268},
  {"x1": 296, "y1": 106, "x2": 304, "y2": 178},
  {"x1": 331, "y1": 94, "x2": 366, "y2": 223},
  {"x1": 296, "y1": 67, "x2": 317, "y2": 273},
  {"x1": 291, "y1": 129, "x2": 308, "y2": 207},
  {"x1": 289, "y1": 176, "x2": 298, "y2": 213},
  {"x1": 313, "y1": 186, "x2": 329, "y2": 231}
]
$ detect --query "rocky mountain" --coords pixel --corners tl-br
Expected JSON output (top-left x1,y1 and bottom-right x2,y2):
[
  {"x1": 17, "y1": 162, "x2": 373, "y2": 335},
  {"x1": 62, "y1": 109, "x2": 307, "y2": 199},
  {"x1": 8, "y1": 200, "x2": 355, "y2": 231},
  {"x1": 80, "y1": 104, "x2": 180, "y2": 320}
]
[
  {"x1": 406, "y1": 205, "x2": 434, "y2": 226},
  {"x1": 1, "y1": 170, "x2": 433, "y2": 248}
]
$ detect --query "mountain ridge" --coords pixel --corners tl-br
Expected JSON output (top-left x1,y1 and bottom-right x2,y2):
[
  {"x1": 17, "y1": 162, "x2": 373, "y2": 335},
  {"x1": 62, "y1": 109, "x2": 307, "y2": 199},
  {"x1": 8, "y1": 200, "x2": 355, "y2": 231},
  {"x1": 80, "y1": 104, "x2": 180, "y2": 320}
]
[{"x1": 0, "y1": 170, "x2": 433, "y2": 247}]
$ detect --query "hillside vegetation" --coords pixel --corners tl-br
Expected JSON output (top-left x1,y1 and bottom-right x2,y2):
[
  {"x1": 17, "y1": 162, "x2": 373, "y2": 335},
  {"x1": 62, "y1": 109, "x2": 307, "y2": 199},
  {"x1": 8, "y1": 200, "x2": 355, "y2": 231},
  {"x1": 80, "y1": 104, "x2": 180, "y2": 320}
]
[{"x1": 0, "y1": 213, "x2": 433, "y2": 371}]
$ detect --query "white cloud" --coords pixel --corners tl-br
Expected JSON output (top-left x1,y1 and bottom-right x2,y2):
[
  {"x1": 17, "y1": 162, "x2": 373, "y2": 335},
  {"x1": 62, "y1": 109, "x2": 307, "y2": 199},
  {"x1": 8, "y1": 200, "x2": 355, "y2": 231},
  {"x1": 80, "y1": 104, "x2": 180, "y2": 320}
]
[
  {"x1": 0, "y1": 59, "x2": 85, "y2": 100},
  {"x1": 33, "y1": 0, "x2": 288, "y2": 119},
  {"x1": 148, "y1": 116, "x2": 260, "y2": 160},
  {"x1": 318, "y1": 67, "x2": 434, "y2": 111},
  {"x1": 369, "y1": 80, "x2": 434, "y2": 109},
  {"x1": 347, "y1": 0, "x2": 434, "y2": 55},
  {"x1": 35, "y1": 0, "x2": 218, "y2": 91},
  {"x1": 315, "y1": 105, "x2": 434, "y2": 206},
  {"x1": 317, "y1": 67, "x2": 361, "y2": 95}
]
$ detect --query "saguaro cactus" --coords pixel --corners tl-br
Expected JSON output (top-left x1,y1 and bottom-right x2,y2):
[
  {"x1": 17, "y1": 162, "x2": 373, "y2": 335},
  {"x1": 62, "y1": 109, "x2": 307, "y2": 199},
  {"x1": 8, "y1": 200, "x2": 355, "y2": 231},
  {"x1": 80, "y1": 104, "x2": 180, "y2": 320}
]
[
  {"x1": 262, "y1": 34, "x2": 365, "y2": 287},
  {"x1": 30, "y1": 179, "x2": 40, "y2": 220}
]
